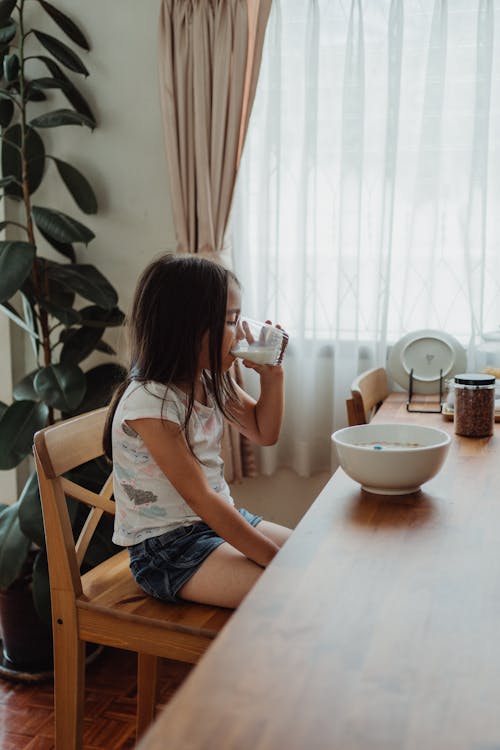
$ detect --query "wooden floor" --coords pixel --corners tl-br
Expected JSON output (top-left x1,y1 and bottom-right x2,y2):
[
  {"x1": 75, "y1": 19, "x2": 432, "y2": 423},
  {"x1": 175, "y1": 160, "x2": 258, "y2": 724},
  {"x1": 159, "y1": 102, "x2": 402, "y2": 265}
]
[{"x1": 0, "y1": 648, "x2": 193, "y2": 749}]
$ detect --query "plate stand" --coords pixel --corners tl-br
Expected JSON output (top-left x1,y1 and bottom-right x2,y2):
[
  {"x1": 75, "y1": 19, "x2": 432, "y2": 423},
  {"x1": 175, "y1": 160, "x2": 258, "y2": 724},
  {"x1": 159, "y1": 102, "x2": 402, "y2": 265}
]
[{"x1": 406, "y1": 368, "x2": 444, "y2": 413}]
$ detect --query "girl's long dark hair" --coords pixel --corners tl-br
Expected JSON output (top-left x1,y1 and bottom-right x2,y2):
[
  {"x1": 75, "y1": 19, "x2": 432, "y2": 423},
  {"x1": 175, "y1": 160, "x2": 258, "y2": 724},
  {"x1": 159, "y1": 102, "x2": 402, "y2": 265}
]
[{"x1": 103, "y1": 253, "x2": 240, "y2": 460}]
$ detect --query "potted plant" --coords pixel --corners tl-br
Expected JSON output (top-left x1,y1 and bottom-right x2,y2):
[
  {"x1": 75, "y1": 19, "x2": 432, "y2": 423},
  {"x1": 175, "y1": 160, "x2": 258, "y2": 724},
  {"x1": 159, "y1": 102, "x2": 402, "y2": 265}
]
[{"x1": 0, "y1": 0, "x2": 124, "y2": 679}]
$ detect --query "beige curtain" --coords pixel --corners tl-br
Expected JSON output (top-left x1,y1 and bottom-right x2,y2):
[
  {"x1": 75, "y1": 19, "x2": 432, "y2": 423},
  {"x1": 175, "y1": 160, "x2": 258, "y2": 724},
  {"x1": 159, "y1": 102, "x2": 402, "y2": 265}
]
[
  {"x1": 158, "y1": 0, "x2": 271, "y2": 256},
  {"x1": 158, "y1": 0, "x2": 270, "y2": 480}
]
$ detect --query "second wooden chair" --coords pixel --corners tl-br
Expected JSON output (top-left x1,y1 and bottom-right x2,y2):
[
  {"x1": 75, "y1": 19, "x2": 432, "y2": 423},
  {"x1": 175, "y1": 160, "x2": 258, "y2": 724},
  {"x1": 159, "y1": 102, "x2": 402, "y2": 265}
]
[{"x1": 346, "y1": 367, "x2": 390, "y2": 425}]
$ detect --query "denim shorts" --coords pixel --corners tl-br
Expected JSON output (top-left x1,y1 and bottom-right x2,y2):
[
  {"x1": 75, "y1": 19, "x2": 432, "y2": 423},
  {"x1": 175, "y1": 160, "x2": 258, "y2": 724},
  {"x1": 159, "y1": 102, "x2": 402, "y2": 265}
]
[{"x1": 128, "y1": 507, "x2": 263, "y2": 603}]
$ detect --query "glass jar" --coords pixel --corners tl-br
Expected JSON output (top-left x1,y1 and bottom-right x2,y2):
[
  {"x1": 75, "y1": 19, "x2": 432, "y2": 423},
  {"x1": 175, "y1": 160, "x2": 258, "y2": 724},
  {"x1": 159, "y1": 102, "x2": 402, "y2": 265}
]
[
  {"x1": 475, "y1": 329, "x2": 500, "y2": 376},
  {"x1": 454, "y1": 373, "x2": 495, "y2": 438}
]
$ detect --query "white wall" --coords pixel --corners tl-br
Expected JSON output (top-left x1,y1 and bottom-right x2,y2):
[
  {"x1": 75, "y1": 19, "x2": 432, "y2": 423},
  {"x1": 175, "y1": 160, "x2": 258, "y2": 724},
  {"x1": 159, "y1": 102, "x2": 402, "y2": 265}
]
[
  {"x1": 0, "y1": 0, "x2": 329, "y2": 521},
  {"x1": 31, "y1": 0, "x2": 177, "y2": 338}
]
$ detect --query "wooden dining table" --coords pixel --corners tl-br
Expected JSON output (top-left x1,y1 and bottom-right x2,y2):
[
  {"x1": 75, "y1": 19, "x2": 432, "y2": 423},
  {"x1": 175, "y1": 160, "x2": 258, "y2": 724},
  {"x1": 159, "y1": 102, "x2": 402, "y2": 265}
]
[{"x1": 137, "y1": 393, "x2": 500, "y2": 750}]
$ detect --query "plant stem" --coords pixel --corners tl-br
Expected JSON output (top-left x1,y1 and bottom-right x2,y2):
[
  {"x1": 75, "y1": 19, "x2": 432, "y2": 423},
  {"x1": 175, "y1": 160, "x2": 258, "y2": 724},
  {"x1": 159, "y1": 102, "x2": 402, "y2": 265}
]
[
  {"x1": 18, "y1": 0, "x2": 53, "y2": 423},
  {"x1": 3, "y1": 220, "x2": 28, "y2": 231}
]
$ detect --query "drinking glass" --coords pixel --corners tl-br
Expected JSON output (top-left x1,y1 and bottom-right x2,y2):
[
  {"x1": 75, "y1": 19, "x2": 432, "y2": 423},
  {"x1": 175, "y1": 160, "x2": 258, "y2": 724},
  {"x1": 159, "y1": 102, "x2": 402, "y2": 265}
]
[{"x1": 231, "y1": 318, "x2": 289, "y2": 366}]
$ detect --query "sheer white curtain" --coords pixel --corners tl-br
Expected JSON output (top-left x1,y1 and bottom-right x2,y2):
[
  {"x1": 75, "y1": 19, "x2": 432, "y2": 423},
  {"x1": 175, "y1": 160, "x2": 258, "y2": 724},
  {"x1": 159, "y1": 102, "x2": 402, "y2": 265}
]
[{"x1": 230, "y1": 0, "x2": 500, "y2": 477}]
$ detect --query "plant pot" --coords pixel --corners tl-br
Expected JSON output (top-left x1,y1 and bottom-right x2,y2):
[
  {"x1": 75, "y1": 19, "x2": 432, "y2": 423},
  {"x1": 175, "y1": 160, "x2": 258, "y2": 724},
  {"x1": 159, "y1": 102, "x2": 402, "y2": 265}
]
[
  {"x1": 0, "y1": 582, "x2": 53, "y2": 682},
  {"x1": 0, "y1": 583, "x2": 104, "y2": 684}
]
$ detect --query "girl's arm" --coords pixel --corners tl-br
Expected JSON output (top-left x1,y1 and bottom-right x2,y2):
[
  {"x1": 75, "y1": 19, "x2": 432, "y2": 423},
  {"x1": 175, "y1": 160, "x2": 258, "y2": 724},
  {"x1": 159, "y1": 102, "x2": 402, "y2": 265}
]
[
  {"x1": 227, "y1": 364, "x2": 284, "y2": 446},
  {"x1": 127, "y1": 417, "x2": 280, "y2": 567}
]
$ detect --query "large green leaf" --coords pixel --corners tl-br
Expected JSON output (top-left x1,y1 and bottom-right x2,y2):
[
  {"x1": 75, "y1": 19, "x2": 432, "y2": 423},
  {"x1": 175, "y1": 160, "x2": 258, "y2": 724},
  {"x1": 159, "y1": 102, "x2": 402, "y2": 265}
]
[
  {"x1": 3, "y1": 52, "x2": 18, "y2": 80},
  {"x1": 0, "y1": 400, "x2": 49, "y2": 469},
  {"x1": 21, "y1": 291, "x2": 40, "y2": 359},
  {"x1": 13, "y1": 370, "x2": 41, "y2": 401},
  {"x1": 0, "y1": 89, "x2": 17, "y2": 104},
  {"x1": 54, "y1": 158, "x2": 97, "y2": 214},
  {"x1": 30, "y1": 108, "x2": 95, "y2": 129},
  {"x1": 4, "y1": 74, "x2": 42, "y2": 98},
  {"x1": 60, "y1": 325, "x2": 102, "y2": 365},
  {"x1": 80, "y1": 306, "x2": 124, "y2": 328},
  {"x1": 20, "y1": 275, "x2": 36, "y2": 302},
  {"x1": 37, "y1": 1, "x2": 90, "y2": 51},
  {"x1": 0, "y1": 301, "x2": 40, "y2": 339},
  {"x1": 27, "y1": 75, "x2": 67, "y2": 90},
  {"x1": 94, "y1": 340, "x2": 115, "y2": 355},
  {"x1": 0, "y1": 241, "x2": 36, "y2": 304},
  {"x1": 0, "y1": 0, "x2": 16, "y2": 25},
  {"x1": 38, "y1": 56, "x2": 95, "y2": 125},
  {"x1": 24, "y1": 76, "x2": 67, "y2": 102},
  {"x1": 18, "y1": 471, "x2": 44, "y2": 547},
  {"x1": 0, "y1": 503, "x2": 31, "y2": 589},
  {"x1": 0, "y1": 17, "x2": 16, "y2": 45},
  {"x1": 38, "y1": 225, "x2": 75, "y2": 262},
  {"x1": 34, "y1": 363, "x2": 86, "y2": 411},
  {"x1": 71, "y1": 363, "x2": 126, "y2": 416},
  {"x1": 40, "y1": 300, "x2": 81, "y2": 327},
  {"x1": 0, "y1": 175, "x2": 16, "y2": 188},
  {"x1": 58, "y1": 328, "x2": 72, "y2": 345},
  {"x1": 22, "y1": 81, "x2": 47, "y2": 103},
  {"x1": 2, "y1": 124, "x2": 46, "y2": 198},
  {"x1": 46, "y1": 276, "x2": 74, "y2": 308},
  {"x1": 46, "y1": 264, "x2": 118, "y2": 309},
  {"x1": 0, "y1": 97, "x2": 13, "y2": 127},
  {"x1": 31, "y1": 205, "x2": 94, "y2": 244},
  {"x1": 18, "y1": 282, "x2": 41, "y2": 360},
  {"x1": 33, "y1": 30, "x2": 88, "y2": 75}
]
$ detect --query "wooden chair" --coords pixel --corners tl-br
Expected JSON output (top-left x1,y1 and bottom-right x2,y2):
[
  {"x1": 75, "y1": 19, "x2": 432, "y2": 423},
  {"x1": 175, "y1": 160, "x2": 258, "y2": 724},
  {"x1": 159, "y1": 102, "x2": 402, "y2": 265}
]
[
  {"x1": 346, "y1": 367, "x2": 390, "y2": 426},
  {"x1": 33, "y1": 407, "x2": 232, "y2": 750}
]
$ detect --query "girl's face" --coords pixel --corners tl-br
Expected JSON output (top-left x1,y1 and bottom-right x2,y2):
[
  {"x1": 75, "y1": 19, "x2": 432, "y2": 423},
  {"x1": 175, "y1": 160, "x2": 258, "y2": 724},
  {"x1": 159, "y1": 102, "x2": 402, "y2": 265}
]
[
  {"x1": 222, "y1": 281, "x2": 243, "y2": 371},
  {"x1": 198, "y1": 281, "x2": 243, "y2": 373}
]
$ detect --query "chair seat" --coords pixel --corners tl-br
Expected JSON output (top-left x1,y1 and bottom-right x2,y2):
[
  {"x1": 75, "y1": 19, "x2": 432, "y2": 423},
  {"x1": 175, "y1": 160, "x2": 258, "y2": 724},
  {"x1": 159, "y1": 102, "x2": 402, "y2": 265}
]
[{"x1": 78, "y1": 550, "x2": 232, "y2": 661}]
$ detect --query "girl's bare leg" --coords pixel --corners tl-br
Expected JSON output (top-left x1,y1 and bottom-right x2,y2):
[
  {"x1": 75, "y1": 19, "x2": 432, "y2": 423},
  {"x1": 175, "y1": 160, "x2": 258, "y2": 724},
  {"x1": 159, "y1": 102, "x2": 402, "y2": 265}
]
[
  {"x1": 178, "y1": 521, "x2": 291, "y2": 609},
  {"x1": 177, "y1": 543, "x2": 262, "y2": 608}
]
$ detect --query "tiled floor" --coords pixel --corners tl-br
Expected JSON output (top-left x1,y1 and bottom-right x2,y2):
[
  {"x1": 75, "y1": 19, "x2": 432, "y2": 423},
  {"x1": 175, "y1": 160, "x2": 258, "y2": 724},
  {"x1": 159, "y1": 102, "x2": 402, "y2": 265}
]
[{"x1": 0, "y1": 648, "x2": 192, "y2": 749}]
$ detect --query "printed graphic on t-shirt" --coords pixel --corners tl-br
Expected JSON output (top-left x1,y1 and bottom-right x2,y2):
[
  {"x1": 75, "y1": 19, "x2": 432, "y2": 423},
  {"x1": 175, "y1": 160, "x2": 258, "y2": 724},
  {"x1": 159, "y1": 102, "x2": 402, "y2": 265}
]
[
  {"x1": 123, "y1": 422, "x2": 137, "y2": 437},
  {"x1": 122, "y1": 483, "x2": 158, "y2": 506}
]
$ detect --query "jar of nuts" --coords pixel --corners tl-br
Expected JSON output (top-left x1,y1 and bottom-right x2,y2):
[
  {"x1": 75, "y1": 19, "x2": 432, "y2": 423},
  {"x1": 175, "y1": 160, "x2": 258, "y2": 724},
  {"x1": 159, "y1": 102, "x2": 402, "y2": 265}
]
[{"x1": 454, "y1": 373, "x2": 495, "y2": 438}]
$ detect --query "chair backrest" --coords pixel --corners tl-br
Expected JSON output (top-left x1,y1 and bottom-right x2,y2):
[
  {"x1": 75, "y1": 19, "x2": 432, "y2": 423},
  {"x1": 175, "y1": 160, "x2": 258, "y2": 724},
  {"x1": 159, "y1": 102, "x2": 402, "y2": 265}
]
[
  {"x1": 346, "y1": 367, "x2": 390, "y2": 425},
  {"x1": 33, "y1": 407, "x2": 114, "y2": 599}
]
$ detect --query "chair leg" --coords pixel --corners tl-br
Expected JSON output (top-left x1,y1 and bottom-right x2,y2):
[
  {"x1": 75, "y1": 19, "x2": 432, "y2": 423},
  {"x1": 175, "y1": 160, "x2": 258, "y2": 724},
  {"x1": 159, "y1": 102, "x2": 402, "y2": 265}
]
[
  {"x1": 53, "y1": 621, "x2": 85, "y2": 750},
  {"x1": 136, "y1": 652, "x2": 159, "y2": 739}
]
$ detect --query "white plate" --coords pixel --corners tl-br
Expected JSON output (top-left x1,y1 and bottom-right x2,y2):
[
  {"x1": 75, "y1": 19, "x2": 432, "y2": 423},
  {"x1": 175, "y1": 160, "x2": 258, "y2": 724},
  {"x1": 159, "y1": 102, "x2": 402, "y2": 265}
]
[{"x1": 388, "y1": 329, "x2": 467, "y2": 395}]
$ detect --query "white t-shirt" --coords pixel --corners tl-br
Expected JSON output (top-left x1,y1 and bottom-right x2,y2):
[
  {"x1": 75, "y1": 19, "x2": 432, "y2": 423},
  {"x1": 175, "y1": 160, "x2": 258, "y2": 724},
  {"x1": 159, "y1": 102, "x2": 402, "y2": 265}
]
[{"x1": 111, "y1": 379, "x2": 234, "y2": 546}]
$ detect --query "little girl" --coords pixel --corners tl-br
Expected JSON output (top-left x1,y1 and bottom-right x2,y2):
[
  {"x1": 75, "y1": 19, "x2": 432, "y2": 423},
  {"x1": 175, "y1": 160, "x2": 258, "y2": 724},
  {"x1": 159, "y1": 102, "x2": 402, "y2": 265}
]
[{"x1": 103, "y1": 253, "x2": 291, "y2": 609}]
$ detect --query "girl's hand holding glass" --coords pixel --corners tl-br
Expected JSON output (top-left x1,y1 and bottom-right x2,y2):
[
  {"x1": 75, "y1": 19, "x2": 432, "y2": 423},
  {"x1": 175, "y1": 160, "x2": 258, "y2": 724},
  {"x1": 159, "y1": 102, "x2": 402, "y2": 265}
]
[{"x1": 231, "y1": 317, "x2": 289, "y2": 368}]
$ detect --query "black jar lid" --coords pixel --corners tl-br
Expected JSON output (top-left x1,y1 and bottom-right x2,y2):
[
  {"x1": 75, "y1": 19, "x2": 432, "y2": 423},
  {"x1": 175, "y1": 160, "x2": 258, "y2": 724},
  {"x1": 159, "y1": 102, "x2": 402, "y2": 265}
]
[{"x1": 454, "y1": 373, "x2": 496, "y2": 386}]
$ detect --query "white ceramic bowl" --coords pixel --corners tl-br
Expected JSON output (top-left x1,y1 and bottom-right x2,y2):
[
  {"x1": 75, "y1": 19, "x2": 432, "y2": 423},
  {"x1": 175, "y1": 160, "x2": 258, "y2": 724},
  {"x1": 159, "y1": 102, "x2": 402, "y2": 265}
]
[{"x1": 332, "y1": 423, "x2": 451, "y2": 495}]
